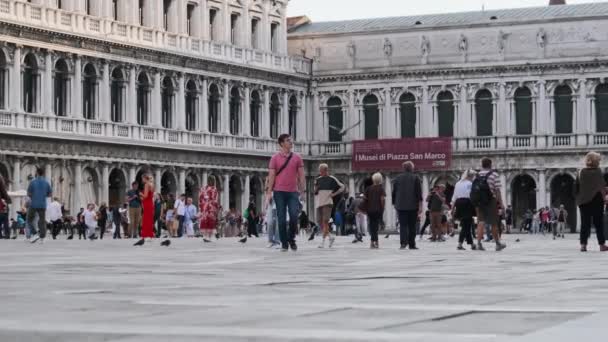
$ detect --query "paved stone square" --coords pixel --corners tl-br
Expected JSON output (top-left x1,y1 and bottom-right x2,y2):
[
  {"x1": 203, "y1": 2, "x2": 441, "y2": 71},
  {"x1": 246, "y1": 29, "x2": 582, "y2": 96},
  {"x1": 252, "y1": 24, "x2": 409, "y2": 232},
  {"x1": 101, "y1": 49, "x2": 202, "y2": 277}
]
[{"x1": 0, "y1": 234, "x2": 607, "y2": 341}]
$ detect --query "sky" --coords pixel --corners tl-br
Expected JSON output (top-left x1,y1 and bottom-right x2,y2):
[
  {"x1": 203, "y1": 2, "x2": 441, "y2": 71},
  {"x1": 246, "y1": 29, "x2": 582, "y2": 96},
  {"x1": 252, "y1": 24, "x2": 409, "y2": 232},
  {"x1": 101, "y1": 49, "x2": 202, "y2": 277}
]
[{"x1": 287, "y1": 0, "x2": 606, "y2": 22}]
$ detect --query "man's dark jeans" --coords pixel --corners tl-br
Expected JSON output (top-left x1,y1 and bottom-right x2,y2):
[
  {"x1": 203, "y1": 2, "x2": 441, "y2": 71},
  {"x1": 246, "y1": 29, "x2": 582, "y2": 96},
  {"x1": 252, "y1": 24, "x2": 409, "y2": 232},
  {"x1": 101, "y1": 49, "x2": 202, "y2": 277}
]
[
  {"x1": 398, "y1": 210, "x2": 418, "y2": 248},
  {"x1": 51, "y1": 219, "x2": 63, "y2": 239},
  {"x1": 273, "y1": 191, "x2": 300, "y2": 248},
  {"x1": 27, "y1": 208, "x2": 47, "y2": 239},
  {"x1": 177, "y1": 215, "x2": 185, "y2": 237}
]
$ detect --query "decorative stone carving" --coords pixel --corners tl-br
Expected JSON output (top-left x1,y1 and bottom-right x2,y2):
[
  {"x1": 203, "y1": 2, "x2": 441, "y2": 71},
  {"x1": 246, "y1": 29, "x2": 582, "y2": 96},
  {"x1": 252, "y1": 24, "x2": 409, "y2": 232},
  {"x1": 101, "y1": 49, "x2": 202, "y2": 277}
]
[
  {"x1": 383, "y1": 38, "x2": 393, "y2": 58},
  {"x1": 537, "y1": 28, "x2": 547, "y2": 49},
  {"x1": 498, "y1": 30, "x2": 510, "y2": 55},
  {"x1": 420, "y1": 35, "x2": 430, "y2": 64}
]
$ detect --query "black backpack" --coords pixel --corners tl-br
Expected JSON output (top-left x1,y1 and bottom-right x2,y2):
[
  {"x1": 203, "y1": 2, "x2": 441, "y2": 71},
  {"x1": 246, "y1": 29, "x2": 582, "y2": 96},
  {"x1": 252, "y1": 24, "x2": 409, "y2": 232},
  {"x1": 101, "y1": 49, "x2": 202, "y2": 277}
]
[{"x1": 470, "y1": 172, "x2": 494, "y2": 206}]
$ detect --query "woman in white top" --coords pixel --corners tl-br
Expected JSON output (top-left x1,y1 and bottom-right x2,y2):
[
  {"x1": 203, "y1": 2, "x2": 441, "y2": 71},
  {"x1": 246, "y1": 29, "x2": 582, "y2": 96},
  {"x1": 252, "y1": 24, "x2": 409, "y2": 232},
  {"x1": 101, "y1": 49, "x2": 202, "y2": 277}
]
[{"x1": 452, "y1": 170, "x2": 477, "y2": 251}]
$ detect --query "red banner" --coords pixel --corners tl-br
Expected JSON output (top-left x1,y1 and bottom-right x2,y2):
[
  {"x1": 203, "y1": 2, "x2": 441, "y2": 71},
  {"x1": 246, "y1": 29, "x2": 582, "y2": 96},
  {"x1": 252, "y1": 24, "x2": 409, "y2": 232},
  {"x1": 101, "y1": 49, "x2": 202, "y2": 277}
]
[{"x1": 352, "y1": 138, "x2": 452, "y2": 171}]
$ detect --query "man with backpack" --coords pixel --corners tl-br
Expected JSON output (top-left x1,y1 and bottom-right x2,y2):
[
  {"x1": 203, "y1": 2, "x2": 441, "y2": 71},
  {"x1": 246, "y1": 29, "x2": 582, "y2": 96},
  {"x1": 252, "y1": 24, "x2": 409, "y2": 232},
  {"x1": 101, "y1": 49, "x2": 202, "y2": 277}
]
[{"x1": 470, "y1": 157, "x2": 507, "y2": 251}]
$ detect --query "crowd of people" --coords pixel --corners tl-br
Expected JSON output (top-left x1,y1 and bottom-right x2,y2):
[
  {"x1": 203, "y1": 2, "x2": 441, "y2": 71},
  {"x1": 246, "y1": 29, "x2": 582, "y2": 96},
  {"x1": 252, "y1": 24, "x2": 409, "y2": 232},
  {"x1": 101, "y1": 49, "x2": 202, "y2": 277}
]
[{"x1": 1, "y1": 134, "x2": 607, "y2": 253}]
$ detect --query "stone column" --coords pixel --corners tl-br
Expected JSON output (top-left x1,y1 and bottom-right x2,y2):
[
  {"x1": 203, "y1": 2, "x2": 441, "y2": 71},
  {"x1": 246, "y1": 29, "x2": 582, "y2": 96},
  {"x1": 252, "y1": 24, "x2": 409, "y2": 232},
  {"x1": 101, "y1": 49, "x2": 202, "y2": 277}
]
[
  {"x1": 100, "y1": 61, "x2": 110, "y2": 122},
  {"x1": 176, "y1": 73, "x2": 186, "y2": 130},
  {"x1": 243, "y1": 84, "x2": 251, "y2": 136},
  {"x1": 72, "y1": 55, "x2": 82, "y2": 118},
  {"x1": 577, "y1": 78, "x2": 588, "y2": 135},
  {"x1": 202, "y1": 170, "x2": 209, "y2": 188},
  {"x1": 11, "y1": 45, "x2": 21, "y2": 112},
  {"x1": 242, "y1": 174, "x2": 250, "y2": 212},
  {"x1": 312, "y1": 91, "x2": 321, "y2": 141},
  {"x1": 383, "y1": 87, "x2": 394, "y2": 138},
  {"x1": 538, "y1": 169, "x2": 547, "y2": 209},
  {"x1": 298, "y1": 92, "x2": 307, "y2": 141},
  {"x1": 155, "y1": 168, "x2": 162, "y2": 194},
  {"x1": 241, "y1": 0, "x2": 251, "y2": 48},
  {"x1": 44, "y1": 51, "x2": 53, "y2": 115},
  {"x1": 128, "y1": 166, "x2": 136, "y2": 186},
  {"x1": 178, "y1": 169, "x2": 186, "y2": 196},
  {"x1": 73, "y1": 161, "x2": 82, "y2": 213},
  {"x1": 537, "y1": 81, "x2": 547, "y2": 135},
  {"x1": 384, "y1": 174, "x2": 394, "y2": 229},
  {"x1": 499, "y1": 173, "x2": 507, "y2": 209},
  {"x1": 223, "y1": 173, "x2": 230, "y2": 210},
  {"x1": 222, "y1": 81, "x2": 230, "y2": 134},
  {"x1": 45, "y1": 163, "x2": 52, "y2": 187},
  {"x1": 349, "y1": 176, "x2": 355, "y2": 196},
  {"x1": 127, "y1": 66, "x2": 137, "y2": 124},
  {"x1": 420, "y1": 85, "x2": 429, "y2": 137},
  {"x1": 282, "y1": 90, "x2": 289, "y2": 135},
  {"x1": 151, "y1": 71, "x2": 162, "y2": 127},
  {"x1": 201, "y1": 78, "x2": 209, "y2": 133},
  {"x1": 263, "y1": 88, "x2": 271, "y2": 138},
  {"x1": 421, "y1": 173, "x2": 430, "y2": 202},
  {"x1": 101, "y1": 163, "x2": 109, "y2": 206}
]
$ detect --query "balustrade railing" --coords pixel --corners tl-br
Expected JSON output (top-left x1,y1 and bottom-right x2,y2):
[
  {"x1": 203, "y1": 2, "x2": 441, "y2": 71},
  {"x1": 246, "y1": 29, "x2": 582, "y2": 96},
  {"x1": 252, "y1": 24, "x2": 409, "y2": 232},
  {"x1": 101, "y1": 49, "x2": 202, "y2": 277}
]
[{"x1": 0, "y1": 0, "x2": 311, "y2": 75}]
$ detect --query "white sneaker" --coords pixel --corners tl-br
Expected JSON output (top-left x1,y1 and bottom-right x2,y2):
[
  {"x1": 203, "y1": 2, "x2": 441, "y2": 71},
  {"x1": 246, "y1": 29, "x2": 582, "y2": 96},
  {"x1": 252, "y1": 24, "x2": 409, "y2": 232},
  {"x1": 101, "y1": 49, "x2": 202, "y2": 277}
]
[
  {"x1": 267, "y1": 243, "x2": 275, "y2": 248},
  {"x1": 30, "y1": 235, "x2": 40, "y2": 244},
  {"x1": 329, "y1": 236, "x2": 336, "y2": 248}
]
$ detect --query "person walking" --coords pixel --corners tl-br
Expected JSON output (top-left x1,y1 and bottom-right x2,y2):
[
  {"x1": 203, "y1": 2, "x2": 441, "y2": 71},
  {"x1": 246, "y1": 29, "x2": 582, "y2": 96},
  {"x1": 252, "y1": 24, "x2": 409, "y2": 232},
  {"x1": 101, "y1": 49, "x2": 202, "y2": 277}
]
[
  {"x1": 392, "y1": 161, "x2": 423, "y2": 250},
  {"x1": 154, "y1": 193, "x2": 163, "y2": 238},
  {"x1": 164, "y1": 194, "x2": 176, "y2": 237},
  {"x1": 364, "y1": 173, "x2": 386, "y2": 249},
  {"x1": 0, "y1": 174, "x2": 10, "y2": 239},
  {"x1": 575, "y1": 152, "x2": 608, "y2": 252},
  {"x1": 554, "y1": 205, "x2": 568, "y2": 239},
  {"x1": 471, "y1": 157, "x2": 507, "y2": 251},
  {"x1": 426, "y1": 184, "x2": 446, "y2": 242},
  {"x1": 135, "y1": 173, "x2": 156, "y2": 246},
  {"x1": 27, "y1": 168, "x2": 52, "y2": 244},
  {"x1": 246, "y1": 202, "x2": 259, "y2": 238},
  {"x1": 199, "y1": 177, "x2": 219, "y2": 242},
  {"x1": 505, "y1": 205, "x2": 513, "y2": 234},
  {"x1": 97, "y1": 202, "x2": 108, "y2": 240},
  {"x1": 453, "y1": 170, "x2": 477, "y2": 251},
  {"x1": 47, "y1": 197, "x2": 63, "y2": 240},
  {"x1": 174, "y1": 194, "x2": 186, "y2": 238},
  {"x1": 265, "y1": 134, "x2": 305, "y2": 252},
  {"x1": 314, "y1": 163, "x2": 345, "y2": 249},
  {"x1": 182, "y1": 197, "x2": 197, "y2": 238},
  {"x1": 126, "y1": 182, "x2": 142, "y2": 239},
  {"x1": 112, "y1": 205, "x2": 122, "y2": 239},
  {"x1": 83, "y1": 204, "x2": 98, "y2": 240},
  {"x1": 350, "y1": 194, "x2": 367, "y2": 243}
]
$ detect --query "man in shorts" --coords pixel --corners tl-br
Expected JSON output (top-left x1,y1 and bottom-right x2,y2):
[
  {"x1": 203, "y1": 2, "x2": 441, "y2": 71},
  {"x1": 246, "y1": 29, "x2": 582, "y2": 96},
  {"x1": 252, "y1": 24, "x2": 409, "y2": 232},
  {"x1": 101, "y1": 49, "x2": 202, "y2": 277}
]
[
  {"x1": 314, "y1": 164, "x2": 345, "y2": 248},
  {"x1": 475, "y1": 157, "x2": 507, "y2": 251}
]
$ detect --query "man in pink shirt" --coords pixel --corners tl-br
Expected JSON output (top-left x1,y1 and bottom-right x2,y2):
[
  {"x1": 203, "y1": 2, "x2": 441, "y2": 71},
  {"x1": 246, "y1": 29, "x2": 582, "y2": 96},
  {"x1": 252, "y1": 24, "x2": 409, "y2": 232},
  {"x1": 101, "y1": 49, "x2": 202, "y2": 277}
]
[{"x1": 266, "y1": 134, "x2": 305, "y2": 252}]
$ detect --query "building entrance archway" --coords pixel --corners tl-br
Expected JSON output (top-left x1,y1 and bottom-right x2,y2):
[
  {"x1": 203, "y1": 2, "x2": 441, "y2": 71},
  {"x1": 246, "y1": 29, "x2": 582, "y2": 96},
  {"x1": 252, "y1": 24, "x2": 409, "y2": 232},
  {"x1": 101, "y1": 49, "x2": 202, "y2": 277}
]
[
  {"x1": 511, "y1": 175, "x2": 537, "y2": 230},
  {"x1": 550, "y1": 174, "x2": 576, "y2": 232}
]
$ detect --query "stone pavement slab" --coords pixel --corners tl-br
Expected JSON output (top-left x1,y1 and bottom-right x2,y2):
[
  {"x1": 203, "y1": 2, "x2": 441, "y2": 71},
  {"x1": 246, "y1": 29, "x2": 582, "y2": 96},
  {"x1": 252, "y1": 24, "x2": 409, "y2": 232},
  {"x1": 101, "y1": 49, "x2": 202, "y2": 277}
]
[{"x1": 0, "y1": 234, "x2": 607, "y2": 341}]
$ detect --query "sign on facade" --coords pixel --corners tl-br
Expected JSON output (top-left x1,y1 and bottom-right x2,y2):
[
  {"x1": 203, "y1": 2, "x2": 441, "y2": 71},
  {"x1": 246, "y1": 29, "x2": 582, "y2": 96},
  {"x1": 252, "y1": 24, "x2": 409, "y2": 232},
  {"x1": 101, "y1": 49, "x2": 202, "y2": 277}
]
[{"x1": 352, "y1": 138, "x2": 452, "y2": 171}]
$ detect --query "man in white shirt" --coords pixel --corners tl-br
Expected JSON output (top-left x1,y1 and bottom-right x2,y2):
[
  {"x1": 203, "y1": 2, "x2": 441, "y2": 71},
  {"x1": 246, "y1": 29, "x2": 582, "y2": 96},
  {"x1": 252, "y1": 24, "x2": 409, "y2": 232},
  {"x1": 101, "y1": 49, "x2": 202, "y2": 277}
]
[
  {"x1": 83, "y1": 203, "x2": 98, "y2": 240},
  {"x1": 47, "y1": 198, "x2": 63, "y2": 240},
  {"x1": 174, "y1": 194, "x2": 186, "y2": 238},
  {"x1": 452, "y1": 170, "x2": 476, "y2": 251}
]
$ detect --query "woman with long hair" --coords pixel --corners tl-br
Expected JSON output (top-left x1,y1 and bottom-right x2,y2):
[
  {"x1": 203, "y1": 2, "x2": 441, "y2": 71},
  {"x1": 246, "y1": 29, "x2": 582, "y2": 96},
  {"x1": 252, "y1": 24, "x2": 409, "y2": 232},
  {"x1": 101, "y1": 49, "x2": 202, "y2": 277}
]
[
  {"x1": 134, "y1": 172, "x2": 156, "y2": 246},
  {"x1": 199, "y1": 176, "x2": 219, "y2": 242}
]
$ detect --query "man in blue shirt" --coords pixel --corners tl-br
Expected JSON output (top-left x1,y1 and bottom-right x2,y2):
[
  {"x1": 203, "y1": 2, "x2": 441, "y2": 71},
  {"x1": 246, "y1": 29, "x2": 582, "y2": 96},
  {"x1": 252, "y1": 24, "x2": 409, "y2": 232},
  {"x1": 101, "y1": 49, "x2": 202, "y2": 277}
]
[{"x1": 27, "y1": 168, "x2": 52, "y2": 244}]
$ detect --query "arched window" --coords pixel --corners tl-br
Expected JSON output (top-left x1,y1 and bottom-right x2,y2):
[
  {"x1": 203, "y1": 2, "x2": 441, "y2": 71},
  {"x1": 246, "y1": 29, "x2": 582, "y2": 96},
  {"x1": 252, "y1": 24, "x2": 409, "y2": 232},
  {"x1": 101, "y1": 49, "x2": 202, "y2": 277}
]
[
  {"x1": 250, "y1": 90, "x2": 260, "y2": 137},
  {"x1": 363, "y1": 94, "x2": 379, "y2": 139},
  {"x1": 54, "y1": 59, "x2": 70, "y2": 117},
  {"x1": 514, "y1": 87, "x2": 532, "y2": 135},
  {"x1": 229, "y1": 87, "x2": 240, "y2": 135},
  {"x1": 185, "y1": 80, "x2": 197, "y2": 131},
  {"x1": 289, "y1": 95, "x2": 298, "y2": 140},
  {"x1": 22, "y1": 53, "x2": 39, "y2": 113},
  {"x1": 327, "y1": 97, "x2": 343, "y2": 142},
  {"x1": 475, "y1": 89, "x2": 493, "y2": 137},
  {"x1": 437, "y1": 91, "x2": 454, "y2": 137},
  {"x1": 595, "y1": 84, "x2": 608, "y2": 133},
  {"x1": 0, "y1": 51, "x2": 7, "y2": 110},
  {"x1": 136, "y1": 72, "x2": 150, "y2": 125},
  {"x1": 161, "y1": 77, "x2": 174, "y2": 129},
  {"x1": 270, "y1": 93, "x2": 280, "y2": 139},
  {"x1": 208, "y1": 84, "x2": 220, "y2": 133},
  {"x1": 554, "y1": 85, "x2": 573, "y2": 134},
  {"x1": 399, "y1": 93, "x2": 416, "y2": 138},
  {"x1": 110, "y1": 67, "x2": 124, "y2": 122},
  {"x1": 82, "y1": 63, "x2": 97, "y2": 120}
]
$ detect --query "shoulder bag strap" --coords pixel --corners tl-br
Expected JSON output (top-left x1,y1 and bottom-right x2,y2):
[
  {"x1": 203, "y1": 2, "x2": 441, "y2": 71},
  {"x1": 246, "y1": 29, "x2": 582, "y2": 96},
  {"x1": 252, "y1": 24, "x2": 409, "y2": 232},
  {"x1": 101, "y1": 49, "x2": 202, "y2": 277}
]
[{"x1": 275, "y1": 153, "x2": 293, "y2": 177}]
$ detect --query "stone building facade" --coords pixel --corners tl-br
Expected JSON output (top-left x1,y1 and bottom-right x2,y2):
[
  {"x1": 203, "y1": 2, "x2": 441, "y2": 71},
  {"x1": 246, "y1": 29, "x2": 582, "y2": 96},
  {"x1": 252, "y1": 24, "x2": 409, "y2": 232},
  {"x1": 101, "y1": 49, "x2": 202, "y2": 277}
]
[
  {"x1": 289, "y1": 2, "x2": 608, "y2": 230},
  {"x1": 1, "y1": 0, "x2": 608, "y2": 231}
]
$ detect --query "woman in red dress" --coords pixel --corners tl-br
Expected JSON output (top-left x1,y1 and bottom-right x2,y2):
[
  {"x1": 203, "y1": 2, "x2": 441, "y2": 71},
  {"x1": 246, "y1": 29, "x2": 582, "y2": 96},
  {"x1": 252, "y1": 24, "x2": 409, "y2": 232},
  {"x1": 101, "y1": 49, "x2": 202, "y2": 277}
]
[
  {"x1": 199, "y1": 177, "x2": 219, "y2": 242},
  {"x1": 134, "y1": 173, "x2": 155, "y2": 246}
]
